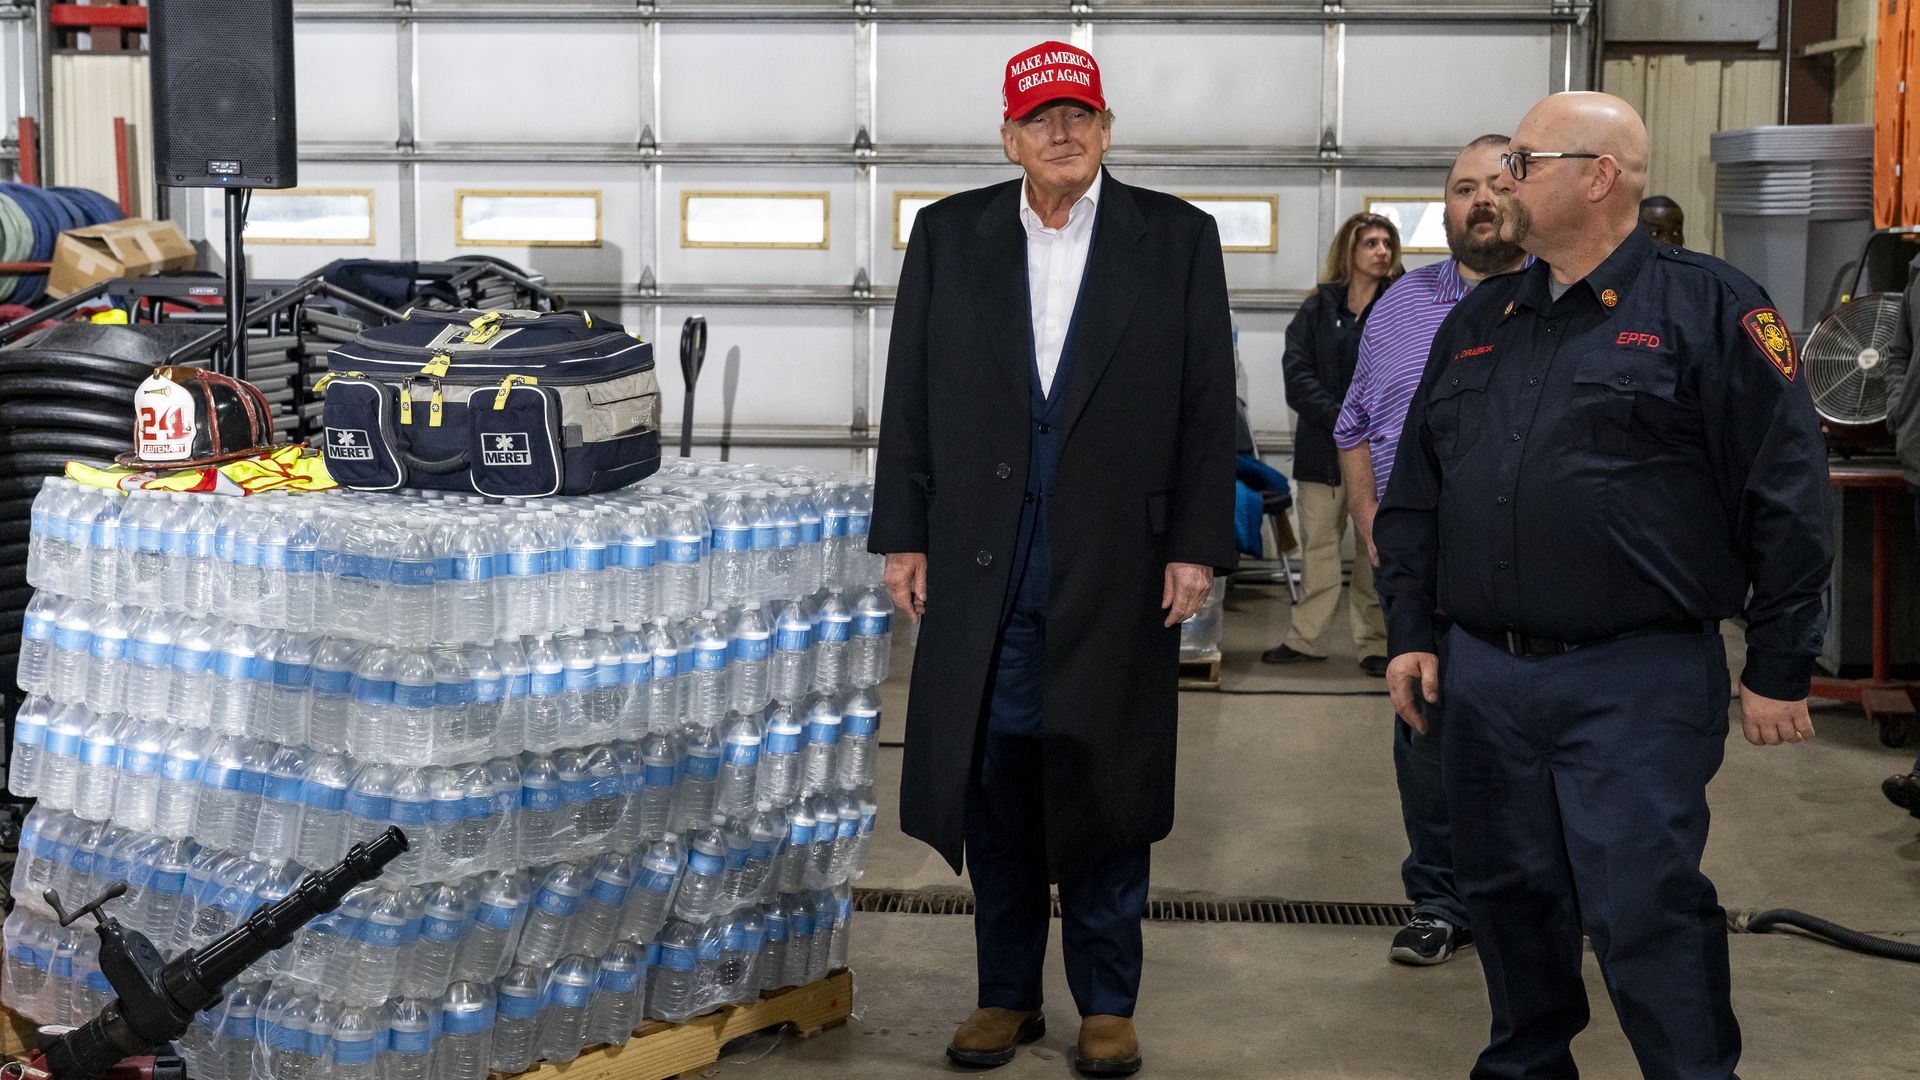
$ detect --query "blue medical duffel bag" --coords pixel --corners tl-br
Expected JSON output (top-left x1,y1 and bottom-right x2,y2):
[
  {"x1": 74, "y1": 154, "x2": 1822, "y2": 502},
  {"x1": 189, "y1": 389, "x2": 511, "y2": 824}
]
[{"x1": 320, "y1": 308, "x2": 661, "y2": 497}]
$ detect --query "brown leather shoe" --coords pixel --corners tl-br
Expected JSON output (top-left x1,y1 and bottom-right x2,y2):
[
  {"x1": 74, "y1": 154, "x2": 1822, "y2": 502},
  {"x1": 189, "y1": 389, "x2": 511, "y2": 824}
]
[
  {"x1": 946, "y1": 1007, "x2": 1046, "y2": 1068},
  {"x1": 1075, "y1": 1015, "x2": 1142, "y2": 1076}
]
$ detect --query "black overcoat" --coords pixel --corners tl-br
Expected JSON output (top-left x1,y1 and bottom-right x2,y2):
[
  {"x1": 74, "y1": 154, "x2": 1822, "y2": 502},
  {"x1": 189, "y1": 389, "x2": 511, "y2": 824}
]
[{"x1": 869, "y1": 169, "x2": 1237, "y2": 881}]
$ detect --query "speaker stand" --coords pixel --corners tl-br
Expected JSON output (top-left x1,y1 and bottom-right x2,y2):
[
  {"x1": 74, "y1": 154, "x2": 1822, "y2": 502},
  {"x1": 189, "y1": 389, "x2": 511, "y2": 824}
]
[{"x1": 224, "y1": 186, "x2": 248, "y2": 381}]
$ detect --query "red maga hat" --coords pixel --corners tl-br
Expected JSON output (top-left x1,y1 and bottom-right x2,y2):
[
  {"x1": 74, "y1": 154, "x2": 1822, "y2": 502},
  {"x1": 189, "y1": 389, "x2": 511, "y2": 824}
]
[{"x1": 1003, "y1": 41, "x2": 1104, "y2": 121}]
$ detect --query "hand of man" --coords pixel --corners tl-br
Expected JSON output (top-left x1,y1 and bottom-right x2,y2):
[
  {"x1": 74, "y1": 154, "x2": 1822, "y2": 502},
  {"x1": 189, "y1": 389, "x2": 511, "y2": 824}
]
[
  {"x1": 1162, "y1": 562, "x2": 1214, "y2": 628},
  {"x1": 1387, "y1": 652, "x2": 1440, "y2": 732},
  {"x1": 1358, "y1": 519, "x2": 1380, "y2": 568},
  {"x1": 884, "y1": 552, "x2": 928, "y2": 623},
  {"x1": 1739, "y1": 683, "x2": 1815, "y2": 746}
]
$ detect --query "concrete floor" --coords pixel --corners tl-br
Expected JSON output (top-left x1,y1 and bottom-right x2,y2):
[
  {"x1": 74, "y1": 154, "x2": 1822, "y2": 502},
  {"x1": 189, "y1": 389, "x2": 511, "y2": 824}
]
[{"x1": 712, "y1": 583, "x2": 1920, "y2": 1079}]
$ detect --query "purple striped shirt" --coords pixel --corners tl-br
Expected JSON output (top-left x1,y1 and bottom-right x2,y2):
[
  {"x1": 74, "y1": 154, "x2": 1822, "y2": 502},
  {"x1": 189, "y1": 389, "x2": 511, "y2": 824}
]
[{"x1": 1333, "y1": 258, "x2": 1473, "y2": 499}]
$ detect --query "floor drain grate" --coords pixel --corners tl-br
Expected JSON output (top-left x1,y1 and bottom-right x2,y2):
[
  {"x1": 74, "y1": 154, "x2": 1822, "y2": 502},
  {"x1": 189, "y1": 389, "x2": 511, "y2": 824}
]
[{"x1": 853, "y1": 889, "x2": 1414, "y2": 927}]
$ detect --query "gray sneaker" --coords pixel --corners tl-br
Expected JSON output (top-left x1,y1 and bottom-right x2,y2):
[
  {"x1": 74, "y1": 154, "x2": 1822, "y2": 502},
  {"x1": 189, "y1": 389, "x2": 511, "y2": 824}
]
[{"x1": 1390, "y1": 913, "x2": 1471, "y2": 966}]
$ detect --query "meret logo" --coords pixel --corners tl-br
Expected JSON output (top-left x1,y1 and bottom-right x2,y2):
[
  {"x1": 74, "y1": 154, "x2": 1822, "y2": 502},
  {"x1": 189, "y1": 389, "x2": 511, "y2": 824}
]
[
  {"x1": 329, "y1": 428, "x2": 374, "y2": 460},
  {"x1": 482, "y1": 432, "x2": 533, "y2": 467}
]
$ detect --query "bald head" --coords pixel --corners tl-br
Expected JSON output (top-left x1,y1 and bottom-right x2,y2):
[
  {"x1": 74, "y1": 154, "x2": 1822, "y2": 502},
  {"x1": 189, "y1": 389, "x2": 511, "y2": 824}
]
[{"x1": 1496, "y1": 91, "x2": 1653, "y2": 279}]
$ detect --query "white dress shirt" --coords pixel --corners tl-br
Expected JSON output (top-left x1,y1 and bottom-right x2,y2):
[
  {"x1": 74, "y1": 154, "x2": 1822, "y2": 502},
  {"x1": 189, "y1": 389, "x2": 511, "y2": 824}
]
[{"x1": 1018, "y1": 169, "x2": 1102, "y2": 397}]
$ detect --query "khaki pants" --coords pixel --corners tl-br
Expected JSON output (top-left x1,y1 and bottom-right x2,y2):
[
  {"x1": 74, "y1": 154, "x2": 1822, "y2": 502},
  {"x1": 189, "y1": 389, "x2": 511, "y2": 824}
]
[{"x1": 1281, "y1": 479, "x2": 1387, "y2": 657}]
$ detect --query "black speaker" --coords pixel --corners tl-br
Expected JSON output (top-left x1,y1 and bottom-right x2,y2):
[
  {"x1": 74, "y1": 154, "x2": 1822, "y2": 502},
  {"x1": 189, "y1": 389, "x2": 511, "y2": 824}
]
[{"x1": 150, "y1": 0, "x2": 297, "y2": 190}]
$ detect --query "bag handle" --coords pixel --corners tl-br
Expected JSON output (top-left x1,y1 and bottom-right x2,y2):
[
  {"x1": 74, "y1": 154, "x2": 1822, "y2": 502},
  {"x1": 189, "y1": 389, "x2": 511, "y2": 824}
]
[{"x1": 401, "y1": 446, "x2": 470, "y2": 474}]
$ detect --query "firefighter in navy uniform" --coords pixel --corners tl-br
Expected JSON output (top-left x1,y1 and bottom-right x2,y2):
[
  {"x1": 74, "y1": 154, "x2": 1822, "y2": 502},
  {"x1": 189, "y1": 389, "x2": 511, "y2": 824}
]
[{"x1": 1374, "y1": 92, "x2": 1832, "y2": 1080}]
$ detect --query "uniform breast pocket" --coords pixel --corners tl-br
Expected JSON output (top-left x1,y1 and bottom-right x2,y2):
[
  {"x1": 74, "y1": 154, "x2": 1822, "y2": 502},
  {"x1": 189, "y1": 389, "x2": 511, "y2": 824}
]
[
  {"x1": 1424, "y1": 361, "x2": 1496, "y2": 462},
  {"x1": 1571, "y1": 350, "x2": 1681, "y2": 457}
]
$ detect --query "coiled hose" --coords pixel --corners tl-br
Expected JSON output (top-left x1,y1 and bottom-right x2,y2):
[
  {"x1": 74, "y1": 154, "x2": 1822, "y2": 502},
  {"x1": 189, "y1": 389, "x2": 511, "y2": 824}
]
[{"x1": 1738, "y1": 909, "x2": 1920, "y2": 963}]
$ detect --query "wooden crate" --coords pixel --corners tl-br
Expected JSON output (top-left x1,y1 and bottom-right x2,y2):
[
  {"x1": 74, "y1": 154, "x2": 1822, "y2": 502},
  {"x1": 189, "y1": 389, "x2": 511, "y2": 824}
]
[
  {"x1": 0, "y1": 971, "x2": 853, "y2": 1080},
  {"x1": 1178, "y1": 654, "x2": 1222, "y2": 691}
]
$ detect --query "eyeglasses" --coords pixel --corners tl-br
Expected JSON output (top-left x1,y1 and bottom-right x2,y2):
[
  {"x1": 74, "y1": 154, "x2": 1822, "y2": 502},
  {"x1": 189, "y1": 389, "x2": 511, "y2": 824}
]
[{"x1": 1501, "y1": 150, "x2": 1602, "y2": 182}]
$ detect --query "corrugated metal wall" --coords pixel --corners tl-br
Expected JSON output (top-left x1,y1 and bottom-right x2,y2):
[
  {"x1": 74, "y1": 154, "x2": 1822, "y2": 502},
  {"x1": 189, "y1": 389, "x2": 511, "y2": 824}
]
[{"x1": 1603, "y1": 55, "x2": 1782, "y2": 257}]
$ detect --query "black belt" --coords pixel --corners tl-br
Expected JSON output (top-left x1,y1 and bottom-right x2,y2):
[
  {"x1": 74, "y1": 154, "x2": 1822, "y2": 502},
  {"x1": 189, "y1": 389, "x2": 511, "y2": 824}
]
[{"x1": 1460, "y1": 619, "x2": 1717, "y2": 659}]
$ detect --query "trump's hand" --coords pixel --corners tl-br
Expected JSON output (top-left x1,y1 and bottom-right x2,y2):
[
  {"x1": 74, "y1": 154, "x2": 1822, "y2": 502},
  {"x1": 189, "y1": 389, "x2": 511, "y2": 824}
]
[
  {"x1": 1740, "y1": 683, "x2": 1815, "y2": 746},
  {"x1": 1162, "y1": 562, "x2": 1214, "y2": 628},
  {"x1": 884, "y1": 552, "x2": 928, "y2": 623},
  {"x1": 1388, "y1": 652, "x2": 1440, "y2": 732}
]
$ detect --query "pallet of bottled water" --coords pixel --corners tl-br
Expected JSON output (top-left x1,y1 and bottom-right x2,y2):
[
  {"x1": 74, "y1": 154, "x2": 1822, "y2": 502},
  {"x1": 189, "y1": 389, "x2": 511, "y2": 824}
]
[{"x1": 4, "y1": 459, "x2": 895, "y2": 1078}]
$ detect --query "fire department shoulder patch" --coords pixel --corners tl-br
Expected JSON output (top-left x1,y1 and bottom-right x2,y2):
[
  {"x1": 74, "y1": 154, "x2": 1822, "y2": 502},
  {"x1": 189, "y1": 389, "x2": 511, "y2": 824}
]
[{"x1": 1740, "y1": 307, "x2": 1796, "y2": 382}]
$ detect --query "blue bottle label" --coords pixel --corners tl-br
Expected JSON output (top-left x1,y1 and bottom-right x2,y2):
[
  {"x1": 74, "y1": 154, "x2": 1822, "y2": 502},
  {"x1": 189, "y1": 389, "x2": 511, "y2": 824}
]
[
  {"x1": 563, "y1": 665, "x2": 596, "y2": 693},
  {"x1": 751, "y1": 838, "x2": 779, "y2": 863},
  {"x1": 817, "y1": 618, "x2": 851, "y2": 643},
  {"x1": 347, "y1": 791, "x2": 392, "y2": 820},
  {"x1": 838, "y1": 816, "x2": 858, "y2": 840},
  {"x1": 263, "y1": 774, "x2": 304, "y2": 803},
  {"x1": 567, "y1": 545, "x2": 608, "y2": 572},
  {"x1": 682, "y1": 753, "x2": 719, "y2": 780},
  {"x1": 454, "y1": 554, "x2": 494, "y2": 582},
  {"x1": 733, "y1": 635, "x2": 771, "y2": 661},
  {"x1": 259, "y1": 542, "x2": 288, "y2": 571},
  {"x1": 352, "y1": 677, "x2": 394, "y2": 705},
  {"x1": 697, "y1": 934, "x2": 724, "y2": 962},
  {"x1": 599, "y1": 968, "x2": 640, "y2": 994},
  {"x1": 824, "y1": 512, "x2": 849, "y2": 539},
  {"x1": 560, "y1": 776, "x2": 593, "y2": 805},
  {"x1": 498, "y1": 991, "x2": 542, "y2": 1020},
  {"x1": 766, "y1": 731, "x2": 803, "y2": 755},
  {"x1": 274, "y1": 661, "x2": 313, "y2": 690},
  {"x1": 764, "y1": 915, "x2": 788, "y2": 941},
  {"x1": 392, "y1": 682, "x2": 436, "y2": 710},
  {"x1": 390, "y1": 559, "x2": 435, "y2": 587},
  {"x1": 849, "y1": 511, "x2": 871, "y2": 537},
  {"x1": 45, "y1": 729, "x2": 82, "y2": 757},
  {"x1": 14, "y1": 717, "x2": 44, "y2": 746},
  {"x1": 310, "y1": 666, "x2": 353, "y2": 696},
  {"x1": 390, "y1": 798, "x2": 430, "y2": 826},
  {"x1": 530, "y1": 670, "x2": 563, "y2": 697},
  {"x1": 79, "y1": 738, "x2": 119, "y2": 768},
  {"x1": 686, "y1": 849, "x2": 724, "y2": 876},
  {"x1": 465, "y1": 792, "x2": 494, "y2": 819},
  {"x1": 792, "y1": 909, "x2": 816, "y2": 936},
  {"x1": 443, "y1": 1004, "x2": 495, "y2": 1035},
  {"x1": 590, "y1": 877, "x2": 629, "y2": 907},
  {"x1": 22, "y1": 615, "x2": 51, "y2": 642},
  {"x1": 643, "y1": 763, "x2": 677, "y2": 788},
  {"x1": 637, "y1": 867, "x2": 677, "y2": 894},
  {"x1": 505, "y1": 551, "x2": 544, "y2": 577},
  {"x1": 788, "y1": 821, "x2": 815, "y2": 846},
  {"x1": 712, "y1": 526, "x2": 753, "y2": 553},
  {"x1": 651, "y1": 653, "x2": 679, "y2": 681},
  {"x1": 799, "y1": 520, "x2": 823, "y2": 544},
  {"x1": 171, "y1": 645, "x2": 212, "y2": 675},
  {"x1": 198, "y1": 760, "x2": 244, "y2": 791},
  {"x1": 854, "y1": 613, "x2": 891, "y2": 637},
  {"x1": 722, "y1": 741, "x2": 761, "y2": 766},
  {"x1": 506, "y1": 672, "x2": 531, "y2": 699},
  {"x1": 431, "y1": 797, "x2": 463, "y2": 826},
  {"x1": 477, "y1": 901, "x2": 518, "y2": 930},
  {"x1": 621, "y1": 539, "x2": 657, "y2": 569},
  {"x1": 472, "y1": 674, "x2": 505, "y2": 704},
  {"x1": 389, "y1": 1028, "x2": 433, "y2": 1056},
  {"x1": 535, "y1": 886, "x2": 580, "y2": 917},
  {"x1": 842, "y1": 710, "x2": 879, "y2": 736},
  {"x1": 223, "y1": 1012, "x2": 257, "y2": 1040},
  {"x1": 595, "y1": 663, "x2": 621, "y2": 688},
  {"x1": 436, "y1": 680, "x2": 471, "y2": 708},
  {"x1": 725, "y1": 844, "x2": 751, "y2": 870},
  {"x1": 775, "y1": 524, "x2": 800, "y2": 549},
  {"x1": 287, "y1": 546, "x2": 317, "y2": 574},
  {"x1": 235, "y1": 767, "x2": 266, "y2": 796},
  {"x1": 522, "y1": 786, "x2": 561, "y2": 812},
  {"x1": 302, "y1": 781, "x2": 347, "y2": 811},
  {"x1": 807, "y1": 721, "x2": 841, "y2": 745},
  {"x1": 422, "y1": 913, "x2": 464, "y2": 943},
  {"x1": 693, "y1": 644, "x2": 727, "y2": 671},
  {"x1": 53, "y1": 626, "x2": 90, "y2": 652},
  {"x1": 752, "y1": 524, "x2": 777, "y2": 551},
  {"x1": 665, "y1": 538, "x2": 703, "y2": 565},
  {"x1": 160, "y1": 754, "x2": 201, "y2": 782},
  {"x1": 128, "y1": 638, "x2": 171, "y2": 667},
  {"x1": 88, "y1": 634, "x2": 127, "y2": 661},
  {"x1": 657, "y1": 943, "x2": 696, "y2": 972}
]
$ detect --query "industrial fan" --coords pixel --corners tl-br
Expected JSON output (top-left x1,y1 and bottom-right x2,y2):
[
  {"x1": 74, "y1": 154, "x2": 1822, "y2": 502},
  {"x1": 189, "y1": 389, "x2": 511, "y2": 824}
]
[{"x1": 1801, "y1": 291, "x2": 1901, "y2": 438}]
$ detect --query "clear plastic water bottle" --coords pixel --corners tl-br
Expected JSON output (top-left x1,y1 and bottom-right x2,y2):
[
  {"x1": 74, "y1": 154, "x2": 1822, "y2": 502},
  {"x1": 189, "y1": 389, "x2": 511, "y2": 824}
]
[
  {"x1": 660, "y1": 501, "x2": 708, "y2": 620},
  {"x1": 463, "y1": 644, "x2": 505, "y2": 759},
  {"x1": 619, "y1": 833, "x2": 681, "y2": 946},
  {"x1": 799, "y1": 695, "x2": 842, "y2": 798},
  {"x1": 812, "y1": 592, "x2": 851, "y2": 692},
  {"x1": 643, "y1": 617, "x2": 685, "y2": 730},
  {"x1": 614, "y1": 504, "x2": 658, "y2": 626},
  {"x1": 494, "y1": 638, "x2": 531, "y2": 755},
  {"x1": 850, "y1": 784, "x2": 878, "y2": 879},
  {"x1": 782, "y1": 893, "x2": 816, "y2": 988},
  {"x1": 686, "y1": 611, "x2": 730, "y2": 729},
  {"x1": 206, "y1": 622, "x2": 263, "y2": 737},
  {"x1": 179, "y1": 497, "x2": 220, "y2": 617},
  {"x1": 123, "y1": 609, "x2": 176, "y2": 721},
  {"x1": 806, "y1": 792, "x2": 841, "y2": 890},
  {"x1": 500, "y1": 514, "x2": 547, "y2": 638},
  {"x1": 38, "y1": 702, "x2": 88, "y2": 811},
  {"x1": 191, "y1": 734, "x2": 251, "y2": 850},
  {"x1": 758, "y1": 702, "x2": 803, "y2": 811},
  {"x1": 74, "y1": 710, "x2": 123, "y2": 821},
  {"x1": 389, "y1": 648, "x2": 438, "y2": 765},
  {"x1": 779, "y1": 801, "x2": 815, "y2": 895},
  {"x1": 436, "y1": 982, "x2": 495, "y2": 1080},
  {"x1": 715, "y1": 711, "x2": 763, "y2": 823},
  {"x1": 382, "y1": 997, "x2": 437, "y2": 1080},
  {"x1": 256, "y1": 503, "x2": 292, "y2": 630},
  {"x1": 838, "y1": 688, "x2": 879, "y2": 790},
  {"x1": 82, "y1": 604, "x2": 131, "y2": 716},
  {"x1": 588, "y1": 631, "x2": 624, "y2": 737},
  {"x1": 617, "y1": 629, "x2": 653, "y2": 733},
  {"x1": 758, "y1": 897, "x2": 791, "y2": 991},
  {"x1": 675, "y1": 825, "x2": 728, "y2": 922},
  {"x1": 326, "y1": 1005, "x2": 382, "y2": 1080},
  {"x1": 536, "y1": 953, "x2": 596, "y2": 1063},
  {"x1": 556, "y1": 636, "x2": 596, "y2": 745},
  {"x1": 262, "y1": 631, "x2": 317, "y2": 746},
  {"x1": 849, "y1": 586, "x2": 893, "y2": 688},
  {"x1": 388, "y1": 523, "x2": 438, "y2": 647},
  {"x1": 86, "y1": 494, "x2": 126, "y2": 602},
  {"x1": 385, "y1": 766, "x2": 432, "y2": 880},
  {"x1": 563, "y1": 510, "x2": 614, "y2": 631},
  {"x1": 163, "y1": 616, "x2": 217, "y2": 728},
  {"x1": 18, "y1": 592, "x2": 59, "y2": 696},
  {"x1": 10, "y1": 694, "x2": 50, "y2": 798},
  {"x1": 709, "y1": 494, "x2": 754, "y2": 607},
  {"x1": 790, "y1": 487, "x2": 824, "y2": 596},
  {"x1": 490, "y1": 963, "x2": 546, "y2": 1075},
  {"x1": 49, "y1": 597, "x2": 96, "y2": 706},
  {"x1": 251, "y1": 744, "x2": 310, "y2": 856},
  {"x1": 648, "y1": 919, "x2": 700, "y2": 1023},
  {"x1": 284, "y1": 508, "x2": 320, "y2": 632},
  {"x1": 830, "y1": 788, "x2": 862, "y2": 883},
  {"x1": 847, "y1": 482, "x2": 879, "y2": 585},
  {"x1": 819, "y1": 484, "x2": 851, "y2": 590},
  {"x1": 446, "y1": 515, "x2": 499, "y2": 644},
  {"x1": 519, "y1": 862, "x2": 589, "y2": 969},
  {"x1": 569, "y1": 852, "x2": 632, "y2": 959},
  {"x1": 764, "y1": 492, "x2": 802, "y2": 601},
  {"x1": 430, "y1": 649, "x2": 474, "y2": 764},
  {"x1": 551, "y1": 749, "x2": 592, "y2": 858},
  {"x1": 807, "y1": 887, "x2": 837, "y2": 981},
  {"x1": 453, "y1": 872, "x2": 524, "y2": 985},
  {"x1": 213, "y1": 980, "x2": 263, "y2": 1080},
  {"x1": 517, "y1": 753, "x2": 561, "y2": 866},
  {"x1": 675, "y1": 723, "x2": 721, "y2": 834},
  {"x1": 586, "y1": 941, "x2": 645, "y2": 1047},
  {"x1": 151, "y1": 725, "x2": 207, "y2": 839},
  {"x1": 291, "y1": 750, "x2": 351, "y2": 869},
  {"x1": 729, "y1": 603, "x2": 772, "y2": 714},
  {"x1": 524, "y1": 637, "x2": 565, "y2": 751},
  {"x1": 350, "y1": 888, "x2": 412, "y2": 1003}
]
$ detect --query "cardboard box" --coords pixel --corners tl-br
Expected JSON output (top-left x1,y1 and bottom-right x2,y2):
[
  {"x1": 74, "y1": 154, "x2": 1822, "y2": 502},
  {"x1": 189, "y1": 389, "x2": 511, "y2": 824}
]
[{"x1": 46, "y1": 218, "x2": 197, "y2": 298}]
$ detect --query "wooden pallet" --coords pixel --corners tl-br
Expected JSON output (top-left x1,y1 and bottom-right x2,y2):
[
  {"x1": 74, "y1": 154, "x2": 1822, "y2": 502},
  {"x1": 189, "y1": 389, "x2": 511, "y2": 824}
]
[
  {"x1": 513, "y1": 970, "x2": 854, "y2": 1080},
  {"x1": 0, "y1": 970, "x2": 853, "y2": 1080},
  {"x1": 1178, "y1": 655, "x2": 1222, "y2": 690}
]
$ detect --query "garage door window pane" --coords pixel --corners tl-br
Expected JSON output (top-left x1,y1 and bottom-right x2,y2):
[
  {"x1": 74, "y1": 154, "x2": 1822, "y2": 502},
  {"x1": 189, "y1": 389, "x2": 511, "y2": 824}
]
[
  {"x1": 893, "y1": 192, "x2": 951, "y2": 249},
  {"x1": 682, "y1": 192, "x2": 831, "y2": 249},
  {"x1": 1365, "y1": 196, "x2": 1448, "y2": 254},
  {"x1": 233, "y1": 189, "x2": 375, "y2": 245},
  {"x1": 457, "y1": 190, "x2": 602, "y2": 247},
  {"x1": 1179, "y1": 195, "x2": 1278, "y2": 253}
]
